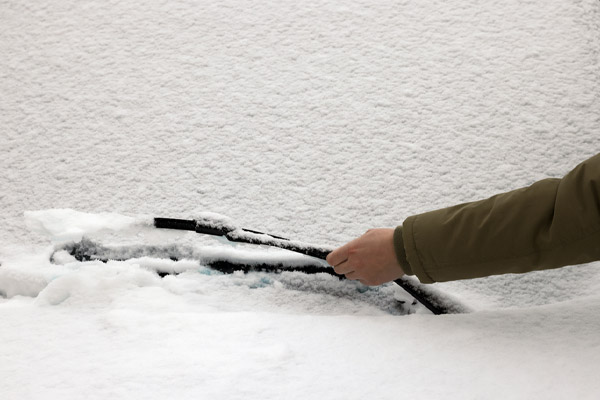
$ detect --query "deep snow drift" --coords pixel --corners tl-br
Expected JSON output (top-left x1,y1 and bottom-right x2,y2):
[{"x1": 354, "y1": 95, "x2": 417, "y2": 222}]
[{"x1": 1, "y1": 0, "x2": 600, "y2": 399}]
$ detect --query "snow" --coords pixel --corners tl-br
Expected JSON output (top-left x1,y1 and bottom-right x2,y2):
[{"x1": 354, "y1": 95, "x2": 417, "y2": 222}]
[
  {"x1": 24, "y1": 208, "x2": 147, "y2": 242},
  {"x1": 1, "y1": 0, "x2": 600, "y2": 398}
]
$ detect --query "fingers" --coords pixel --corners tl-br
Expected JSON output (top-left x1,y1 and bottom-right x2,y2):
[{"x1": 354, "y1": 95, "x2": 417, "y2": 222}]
[
  {"x1": 326, "y1": 242, "x2": 351, "y2": 267},
  {"x1": 345, "y1": 271, "x2": 359, "y2": 280},
  {"x1": 332, "y1": 259, "x2": 354, "y2": 275},
  {"x1": 332, "y1": 257, "x2": 364, "y2": 283},
  {"x1": 335, "y1": 264, "x2": 377, "y2": 286},
  {"x1": 328, "y1": 240, "x2": 362, "y2": 282}
]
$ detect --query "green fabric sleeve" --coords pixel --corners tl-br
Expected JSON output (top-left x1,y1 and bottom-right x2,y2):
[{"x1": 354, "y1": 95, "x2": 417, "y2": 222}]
[
  {"x1": 401, "y1": 153, "x2": 600, "y2": 283},
  {"x1": 393, "y1": 226, "x2": 413, "y2": 276}
]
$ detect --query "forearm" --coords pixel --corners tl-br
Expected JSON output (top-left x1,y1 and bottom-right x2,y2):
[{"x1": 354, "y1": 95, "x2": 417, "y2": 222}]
[{"x1": 397, "y1": 153, "x2": 600, "y2": 283}]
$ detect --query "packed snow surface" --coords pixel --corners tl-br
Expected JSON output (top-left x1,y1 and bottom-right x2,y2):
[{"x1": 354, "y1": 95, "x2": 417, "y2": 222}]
[{"x1": 1, "y1": 0, "x2": 600, "y2": 399}]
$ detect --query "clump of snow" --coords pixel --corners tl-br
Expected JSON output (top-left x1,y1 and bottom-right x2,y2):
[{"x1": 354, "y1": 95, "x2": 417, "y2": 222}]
[
  {"x1": 193, "y1": 211, "x2": 238, "y2": 232},
  {"x1": 34, "y1": 261, "x2": 161, "y2": 306},
  {"x1": 0, "y1": 264, "x2": 50, "y2": 298},
  {"x1": 24, "y1": 209, "x2": 151, "y2": 242}
]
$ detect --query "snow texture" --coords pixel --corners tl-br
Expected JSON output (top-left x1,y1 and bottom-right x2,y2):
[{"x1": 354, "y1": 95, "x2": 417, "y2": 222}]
[{"x1": 1, "y1": 0, "x2": 600, "y2": 398}]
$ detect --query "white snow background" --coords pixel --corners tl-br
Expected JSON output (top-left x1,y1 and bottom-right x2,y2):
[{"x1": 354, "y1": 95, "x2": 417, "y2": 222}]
[{"x1": 1, "y1": 0, "x2": 600, "y2": 398}]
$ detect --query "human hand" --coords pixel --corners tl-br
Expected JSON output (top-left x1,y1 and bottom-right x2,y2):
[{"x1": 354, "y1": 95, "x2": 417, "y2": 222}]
[{"x1": 326, "y1": 228, "x2": 405, "y2": 286}]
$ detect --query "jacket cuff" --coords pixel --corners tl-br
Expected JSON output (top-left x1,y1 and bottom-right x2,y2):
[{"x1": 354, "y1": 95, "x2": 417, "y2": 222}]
[
  {"x1": 402, "y1": 216, "x2": 435, "y2": 283},
  {"x1": 393, "y1": 226, "x2": 413, "y2": 276}
]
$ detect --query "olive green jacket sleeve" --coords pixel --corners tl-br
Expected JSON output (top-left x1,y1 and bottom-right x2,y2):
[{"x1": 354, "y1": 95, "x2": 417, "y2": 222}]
[{"x1": 395, "y1": 153, "x2": 600, "y2": 283}]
